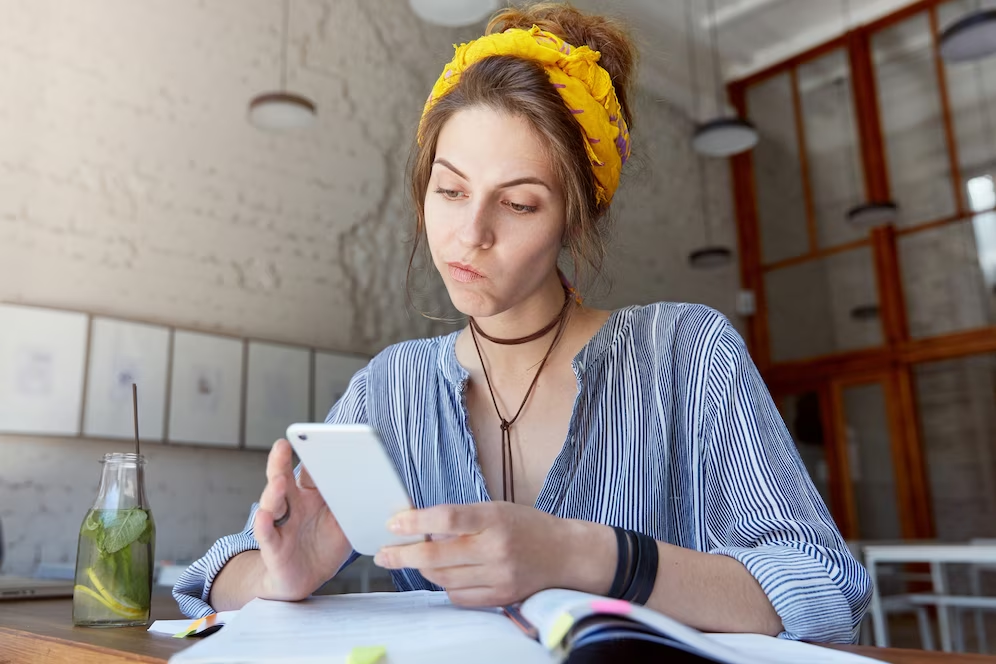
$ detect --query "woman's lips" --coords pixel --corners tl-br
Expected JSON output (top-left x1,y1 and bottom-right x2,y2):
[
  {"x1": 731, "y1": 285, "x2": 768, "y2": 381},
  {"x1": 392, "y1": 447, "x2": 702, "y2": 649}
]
[{"x1": 447, "y1": 262, "x2": 485, "y2": 283}]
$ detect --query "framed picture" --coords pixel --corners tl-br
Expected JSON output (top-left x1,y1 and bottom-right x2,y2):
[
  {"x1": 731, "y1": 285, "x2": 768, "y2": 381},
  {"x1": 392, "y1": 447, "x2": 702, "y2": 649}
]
[
  {"x1": 167, "y1": 331, "x2": 243, "y2": 447},
  {"x1": 83, "y1": 317, "x2": 170, "y2": 442},
  {"x1": 313, "y1": 351, "x2": 369, "y2": 422},
  {"x1": 0, "y1": 304, "x2": 89, "y2": 435},
  {"x1": 243, "y1": 342, "x2": 311, "y2": 450}
]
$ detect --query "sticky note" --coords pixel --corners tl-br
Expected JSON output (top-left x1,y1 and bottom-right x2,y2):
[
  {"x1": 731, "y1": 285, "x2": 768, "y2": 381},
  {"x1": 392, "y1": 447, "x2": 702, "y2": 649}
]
[
  {"x1": 347, "y1": 645, "x2": 387, "y2": 664},
  {"x1": 590, "y1": 599, "x2": 632, "y2": 615},
  {"x1": 545, "y1": 612, "x2": 575, "y2": 649}
]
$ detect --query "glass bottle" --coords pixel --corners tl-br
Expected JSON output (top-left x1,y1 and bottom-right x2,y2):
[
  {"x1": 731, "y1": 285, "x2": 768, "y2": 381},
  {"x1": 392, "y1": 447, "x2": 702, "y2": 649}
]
[{"x1": 73, "y1": 453, "x2": 155, "y2": 627}]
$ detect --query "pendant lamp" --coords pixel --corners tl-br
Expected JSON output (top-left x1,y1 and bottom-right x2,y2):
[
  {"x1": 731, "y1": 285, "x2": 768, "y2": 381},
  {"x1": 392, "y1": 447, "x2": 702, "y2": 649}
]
[
  {"x1": 839, "y1": 0, "x2": 898, "y2": 228},
  {"x1": 940, "y1": 2, "x2": 996, "y2": 64},
  {"x1": 684, "y1": 0, "x2": 734, "y2": 269},
  {"x1": 248, "y1": 0, "x2": 317, "y2": 131},
  {"x1": 692, "y1": 0, "x2": 758, "y2": 157},
  {"x1": 409, "y1": 0, "x2": 498, "y2": 27}
]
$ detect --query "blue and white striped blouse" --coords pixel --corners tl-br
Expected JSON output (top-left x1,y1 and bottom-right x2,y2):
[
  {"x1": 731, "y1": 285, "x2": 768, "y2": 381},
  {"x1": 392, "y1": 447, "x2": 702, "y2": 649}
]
[{"x1": 173, "y1": 302, "x2": 871, "y2": 643}]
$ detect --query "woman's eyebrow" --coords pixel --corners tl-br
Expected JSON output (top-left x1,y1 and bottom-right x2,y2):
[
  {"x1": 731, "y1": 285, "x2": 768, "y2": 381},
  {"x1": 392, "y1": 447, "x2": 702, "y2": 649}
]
[{"x1": 433, "y1": 158, "x2": 551, "y2": 191}]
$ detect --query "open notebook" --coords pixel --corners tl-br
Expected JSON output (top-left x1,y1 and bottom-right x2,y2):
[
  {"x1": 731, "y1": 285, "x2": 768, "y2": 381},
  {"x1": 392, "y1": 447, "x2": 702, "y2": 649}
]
[{"x1": 168, "y1": 590, "x2": 883, "y2": 664}]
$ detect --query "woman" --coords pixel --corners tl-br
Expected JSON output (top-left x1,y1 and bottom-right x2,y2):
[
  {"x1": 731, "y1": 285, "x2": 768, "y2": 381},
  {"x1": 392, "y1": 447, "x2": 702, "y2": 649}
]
[{"x1": 174, "y1": 3, "x2": 870, "y2": 643}]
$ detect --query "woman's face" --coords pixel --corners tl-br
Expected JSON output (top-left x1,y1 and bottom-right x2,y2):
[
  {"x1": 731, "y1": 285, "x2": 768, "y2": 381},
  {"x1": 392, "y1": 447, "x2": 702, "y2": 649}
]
[{"x1": 424, "y1": 106, "x2": 566, "y2": 318}]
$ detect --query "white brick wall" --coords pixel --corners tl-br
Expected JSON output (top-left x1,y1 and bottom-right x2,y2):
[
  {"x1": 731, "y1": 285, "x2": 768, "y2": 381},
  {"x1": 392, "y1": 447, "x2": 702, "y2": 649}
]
[{"x1": 0, "y1": 0, "x2": 740, "y2": 575}]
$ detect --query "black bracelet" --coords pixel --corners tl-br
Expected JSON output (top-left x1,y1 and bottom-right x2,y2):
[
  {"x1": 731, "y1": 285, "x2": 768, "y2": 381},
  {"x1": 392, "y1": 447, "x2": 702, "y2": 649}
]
[
  {"x1": 622, "y1": 531, "x2": 659, "y2": 605},
  {"x1": 607, "y1": 526, "x2": 633, "y2": 599}
]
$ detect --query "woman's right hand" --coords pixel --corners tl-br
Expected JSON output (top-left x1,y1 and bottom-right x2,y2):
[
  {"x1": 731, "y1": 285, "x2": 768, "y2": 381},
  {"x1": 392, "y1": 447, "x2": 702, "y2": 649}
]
[{"x1": 253, "y1": 438, "x2": 352, "y2": 601}]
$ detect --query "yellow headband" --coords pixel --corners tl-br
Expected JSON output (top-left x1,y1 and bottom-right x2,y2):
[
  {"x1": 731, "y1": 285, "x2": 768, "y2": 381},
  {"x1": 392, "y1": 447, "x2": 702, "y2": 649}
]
[{"x1": 419, "y1": 25, "x2": 631, "y2": 206}]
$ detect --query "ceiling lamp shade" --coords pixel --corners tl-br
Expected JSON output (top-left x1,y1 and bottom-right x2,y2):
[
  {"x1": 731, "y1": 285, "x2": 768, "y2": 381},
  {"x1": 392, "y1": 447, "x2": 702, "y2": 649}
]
[
  {"x1": 688, "y1": 246, "x2": 734, "y2": 269},
  {"x1": 248, "y1": 92, "x2": 316, "y2": 131},
  {"x1": 939, "y1": 9, "x2": 996, "y2": 63},
  {"x1": 248, "y1": 0, "x2": 317, "y2": 132},
  {"x1": 409, "y1": 0, "x2": 498, "y2": 26},
  {"x1": 693, "y1": 118, "x2": 759, "y2": 157},
  {"x1": 846, "y1": 201, "x2": 899, "y2": 228}
]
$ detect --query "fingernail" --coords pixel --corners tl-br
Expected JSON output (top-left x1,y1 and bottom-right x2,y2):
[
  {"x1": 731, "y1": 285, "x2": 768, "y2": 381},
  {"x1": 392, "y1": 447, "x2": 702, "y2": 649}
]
[
  {"x1": 373, "y1": 550, "x2": 388, "y2": 567},
  {"x1": 387, "y1": 516, "x2": 403, "y2": 533}
]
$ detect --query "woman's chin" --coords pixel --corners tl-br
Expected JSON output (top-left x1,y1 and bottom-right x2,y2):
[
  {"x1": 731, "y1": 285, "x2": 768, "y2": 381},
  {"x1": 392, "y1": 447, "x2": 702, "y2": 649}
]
[{"x1": 445, "y1": 284, "x2": 501, "y2": 319}]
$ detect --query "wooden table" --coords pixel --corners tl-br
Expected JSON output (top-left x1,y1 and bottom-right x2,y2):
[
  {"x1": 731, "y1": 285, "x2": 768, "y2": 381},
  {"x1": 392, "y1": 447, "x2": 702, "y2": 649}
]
[{"x1": 3, "y1": 595, "x2": 996, "y2": 663}]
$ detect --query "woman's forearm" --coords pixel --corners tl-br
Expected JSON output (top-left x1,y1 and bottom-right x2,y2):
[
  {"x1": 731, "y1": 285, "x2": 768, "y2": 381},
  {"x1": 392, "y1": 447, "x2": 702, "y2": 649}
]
[
  {"x1": 558, "y1": 520, "x2": 783, "y2": 635},
  {"x1": 207, "y1": 550, "x2": 269, "y2": 612}
]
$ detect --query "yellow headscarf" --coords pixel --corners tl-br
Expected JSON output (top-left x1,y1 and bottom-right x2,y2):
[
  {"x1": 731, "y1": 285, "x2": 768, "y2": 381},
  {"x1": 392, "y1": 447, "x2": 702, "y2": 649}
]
[{"x1": 419, "y1": 25, "x2": 631, "y2": 206}]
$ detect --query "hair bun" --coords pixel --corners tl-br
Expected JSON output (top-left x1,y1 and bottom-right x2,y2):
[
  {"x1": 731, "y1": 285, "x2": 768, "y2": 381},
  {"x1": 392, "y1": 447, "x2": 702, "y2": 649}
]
[{"x1": 486, "y1": 3, "x2": 637, "y2": 128}]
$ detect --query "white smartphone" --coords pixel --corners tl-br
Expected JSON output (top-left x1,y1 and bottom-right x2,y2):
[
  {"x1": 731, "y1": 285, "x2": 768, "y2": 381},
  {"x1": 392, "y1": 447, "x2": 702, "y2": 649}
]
[{"x1": 285, "y1": 423, "x2": 422, "y2": 555}]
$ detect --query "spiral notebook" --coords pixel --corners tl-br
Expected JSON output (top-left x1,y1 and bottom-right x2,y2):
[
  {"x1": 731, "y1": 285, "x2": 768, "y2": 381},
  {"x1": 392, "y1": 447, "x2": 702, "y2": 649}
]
[{"x1": 167, "y1": 590, "x2": 883, "y2": 664}]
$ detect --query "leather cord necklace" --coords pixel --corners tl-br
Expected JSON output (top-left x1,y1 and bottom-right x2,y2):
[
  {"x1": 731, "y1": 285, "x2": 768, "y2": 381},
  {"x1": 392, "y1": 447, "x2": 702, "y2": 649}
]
[{"x1": 468, "y1": 290, "x2": 572, "y2": 503}]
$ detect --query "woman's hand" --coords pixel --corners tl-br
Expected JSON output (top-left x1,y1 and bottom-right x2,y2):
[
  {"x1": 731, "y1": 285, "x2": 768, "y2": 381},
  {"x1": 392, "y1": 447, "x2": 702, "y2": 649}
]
[
  {"x1": 253, "y1": 439, "x2": 352, "y2": 601},
  {"x1": 372, "y1": 502, "x2": 607, "y2": 606}
]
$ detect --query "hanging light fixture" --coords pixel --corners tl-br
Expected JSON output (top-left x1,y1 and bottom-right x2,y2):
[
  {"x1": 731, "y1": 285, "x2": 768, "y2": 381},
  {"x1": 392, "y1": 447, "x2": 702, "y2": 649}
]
[
  {"x1": 940, "y1": 0, "x2": 996, "y2": 64},
  {"x1": 409, "y1": 0, "x2": 498, "y2": 27},
  {"x1": 838, "y1": 0, "x2": 898, "y2": 228},
  {"x1": 685, "y1": 0, "x2": 734, "y2": 269},
  {"x1": 692, "y1": 0, "x2": 758, "y2": 157},
  {"x1": 248, "y1": 0, "x2": 316, "y2": 131}
]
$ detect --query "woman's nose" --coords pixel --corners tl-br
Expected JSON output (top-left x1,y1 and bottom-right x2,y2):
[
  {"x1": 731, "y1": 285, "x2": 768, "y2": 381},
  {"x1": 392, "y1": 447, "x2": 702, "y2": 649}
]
[{"x1": 457, "y1": 201, "x2": 495, "y2": 250}]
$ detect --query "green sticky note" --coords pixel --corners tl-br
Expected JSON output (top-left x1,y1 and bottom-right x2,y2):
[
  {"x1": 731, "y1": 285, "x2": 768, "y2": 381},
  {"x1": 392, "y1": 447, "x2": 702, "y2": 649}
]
[
  {"x1": 545, "y1": 612, "x2": 575, "y2": 649},
  {"x1": 347, "y1": 645, "x2": 387, "y2": 664}
]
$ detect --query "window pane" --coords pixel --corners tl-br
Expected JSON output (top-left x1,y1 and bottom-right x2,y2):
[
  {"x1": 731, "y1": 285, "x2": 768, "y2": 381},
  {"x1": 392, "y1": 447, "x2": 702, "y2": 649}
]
[
  {"x1": 939, "y1": 0, "x2": 996, "y2": 195},
  {"x1": 914, "y1": 354, "x2": 996, "y2": 540},
  {"x1": 899, "y1": 211, "x2": 996, "y2": 338},
  {"x1": 746, "y1": 72, "x2": 810, "y2": 264},
  {"x1": 873, "y1": 12, "x2": 958, "y2": 226},
  {"x1": 798, "y1": 49, "x2": 868, "y2": 248},
  {"x1": 842, "y1": 383, "x2": 902, "y2": 541},
  {"x1": 765, "y1": 247, "x2": 883, "y2": 362},
  {"x1": 779, "y1": 392, "x2": 832, "y2": 509}
]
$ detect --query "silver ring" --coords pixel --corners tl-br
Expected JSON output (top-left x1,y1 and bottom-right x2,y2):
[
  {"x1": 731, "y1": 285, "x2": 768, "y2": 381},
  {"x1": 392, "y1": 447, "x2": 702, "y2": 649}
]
[{"x1": 273, "y1": 498, "x2": 291, "y2": 528}]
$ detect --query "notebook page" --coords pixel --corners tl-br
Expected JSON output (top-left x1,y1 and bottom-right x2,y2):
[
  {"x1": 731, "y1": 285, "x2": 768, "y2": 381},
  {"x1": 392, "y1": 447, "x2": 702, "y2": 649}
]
[
  {"x1": 169, "y1": 591, "x2": 550, "y2": 664},
  {"x1": 520, "y1": 590, "x2": 883, "y2": 664}
]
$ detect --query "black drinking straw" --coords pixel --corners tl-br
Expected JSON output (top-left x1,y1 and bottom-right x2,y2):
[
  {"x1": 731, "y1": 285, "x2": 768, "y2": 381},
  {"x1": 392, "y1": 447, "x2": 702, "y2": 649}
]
[{"x1": 132, "y1": 383, "x2": 140, "y2": 457}]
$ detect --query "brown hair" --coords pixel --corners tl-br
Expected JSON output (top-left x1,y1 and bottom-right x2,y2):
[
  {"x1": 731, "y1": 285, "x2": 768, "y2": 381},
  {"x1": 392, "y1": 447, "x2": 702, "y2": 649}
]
[{"x1": 406, "y1": 3, "x2": 637, "y2": 303}]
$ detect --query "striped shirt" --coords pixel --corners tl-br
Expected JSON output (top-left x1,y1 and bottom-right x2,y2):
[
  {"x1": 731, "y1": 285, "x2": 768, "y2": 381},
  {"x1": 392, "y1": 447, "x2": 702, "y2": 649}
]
[{"x1": 173, "y1": 302, "x2": 871, "y2": 643}]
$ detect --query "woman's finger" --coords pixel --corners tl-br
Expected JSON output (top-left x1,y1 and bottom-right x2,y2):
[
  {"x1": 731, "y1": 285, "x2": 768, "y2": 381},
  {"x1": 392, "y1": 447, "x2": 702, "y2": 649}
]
[
  {"x1": 418, "y1": 563, "x2": 488, "y2": 591},
  {"x1": 254, "y1": 506, "x2": 278, "y2": 546},
  {"x1": 266, "y1": 439, "x2": 295, "y2": 483},
  {"x1": 374, "y1": 536, "x2": 476, "y2": 570},
  {"x1": 445, "y1": 585, "x2": 503, "y2": 608},
  {"x1": 388, "y1": 503, "x2": 489, "y2": 537},
  {"x1": 259, "y1": 473, "x2": 288, "y2": 517}
]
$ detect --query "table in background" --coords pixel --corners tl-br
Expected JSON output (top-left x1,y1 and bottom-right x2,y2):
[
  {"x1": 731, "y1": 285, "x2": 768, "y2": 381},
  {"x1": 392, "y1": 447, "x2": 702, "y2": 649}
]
[
  {"x1": 864, "y1": 543, "x2": 996, "y2": 650},
  {"x1": 2, "y1": 595, "x2": 996, "y2": 664}
]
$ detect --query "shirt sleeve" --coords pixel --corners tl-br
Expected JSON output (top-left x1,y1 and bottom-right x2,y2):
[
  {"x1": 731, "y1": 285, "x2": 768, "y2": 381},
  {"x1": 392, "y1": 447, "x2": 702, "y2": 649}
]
[
  {"x1": 701, "y1": 320, "x2": 872, "y2": 643},
  {"x1": 172, "y1": 366, "x2": 370, "y2": 618}
]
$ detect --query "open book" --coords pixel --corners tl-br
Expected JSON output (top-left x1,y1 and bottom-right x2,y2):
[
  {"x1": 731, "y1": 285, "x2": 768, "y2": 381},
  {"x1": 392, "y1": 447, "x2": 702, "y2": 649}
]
[{"x1": 168, "y1": 590, "x2": 882, "y2": 664}]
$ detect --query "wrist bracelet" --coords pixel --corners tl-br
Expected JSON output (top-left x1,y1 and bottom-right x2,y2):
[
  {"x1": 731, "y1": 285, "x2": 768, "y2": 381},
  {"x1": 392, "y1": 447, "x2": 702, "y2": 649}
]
[{"x1": 608, "y1": 527, "x2": 658, "y2": 605}]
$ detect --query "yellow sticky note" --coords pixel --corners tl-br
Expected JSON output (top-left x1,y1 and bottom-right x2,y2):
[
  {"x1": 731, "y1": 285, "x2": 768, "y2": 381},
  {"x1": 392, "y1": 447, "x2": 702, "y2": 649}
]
[
  {"x1": 347, "y1": 645, "x2": 387, "y2": 664},
  {"x1": 545, "y1": 612, "x2": 575, "y2": 649}
]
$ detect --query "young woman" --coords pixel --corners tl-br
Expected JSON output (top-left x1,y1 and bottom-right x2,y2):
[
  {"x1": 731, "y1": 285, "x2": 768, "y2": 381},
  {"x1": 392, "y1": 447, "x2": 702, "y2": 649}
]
[{"x1": 174, "y1": 3, "x2": 870, "y2": 643}]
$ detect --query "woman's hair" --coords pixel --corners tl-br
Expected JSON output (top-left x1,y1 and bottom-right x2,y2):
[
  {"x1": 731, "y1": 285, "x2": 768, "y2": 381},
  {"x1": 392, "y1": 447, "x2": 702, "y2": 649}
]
[{"x1": 407, "y1": 3, "x2": 637, "y2": 300}]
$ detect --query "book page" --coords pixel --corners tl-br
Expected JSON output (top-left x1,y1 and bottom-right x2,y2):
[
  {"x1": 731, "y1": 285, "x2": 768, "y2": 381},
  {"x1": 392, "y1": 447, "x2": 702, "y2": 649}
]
[
  {"x1": 169, "y1": 591, "x2": 549, "y2": 664},
  {"x1": 520, "y1": 590, "x2": 882, "y2": 664}
]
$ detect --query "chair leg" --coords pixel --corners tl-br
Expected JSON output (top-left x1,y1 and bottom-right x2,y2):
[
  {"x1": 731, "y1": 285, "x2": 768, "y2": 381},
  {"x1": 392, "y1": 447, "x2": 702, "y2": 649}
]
[{"x1": 916, "y1": 607, "x2": 935, "y2": 651}]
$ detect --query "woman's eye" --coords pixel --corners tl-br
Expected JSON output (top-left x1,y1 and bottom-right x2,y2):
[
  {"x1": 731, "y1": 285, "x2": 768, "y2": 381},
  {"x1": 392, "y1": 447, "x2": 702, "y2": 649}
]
[
  {"x1": 505, "y1": 201, "x2": 538, "y2": 214},
  {"x1": 434, "y1": 187, "x2": 465, "y2": 200}
]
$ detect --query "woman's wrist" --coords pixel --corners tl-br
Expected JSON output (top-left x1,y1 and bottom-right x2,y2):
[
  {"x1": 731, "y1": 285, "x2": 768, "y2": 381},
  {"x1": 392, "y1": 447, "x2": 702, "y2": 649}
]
[{"x1": 553, "y1": 518, "x2": 616, "y2": 595}]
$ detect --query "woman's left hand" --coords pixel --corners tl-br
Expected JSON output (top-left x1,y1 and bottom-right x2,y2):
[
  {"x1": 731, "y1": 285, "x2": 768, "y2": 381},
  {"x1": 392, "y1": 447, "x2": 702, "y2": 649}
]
[{"x1": 373, "y1": 502, "x2": 578, "y2": 606}]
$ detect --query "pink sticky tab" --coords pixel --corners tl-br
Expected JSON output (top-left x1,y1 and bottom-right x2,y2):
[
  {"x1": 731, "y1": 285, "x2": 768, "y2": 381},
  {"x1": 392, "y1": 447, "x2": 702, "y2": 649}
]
[{"x1": 591, "y1": 599, "x2": 632, "y2": 615}]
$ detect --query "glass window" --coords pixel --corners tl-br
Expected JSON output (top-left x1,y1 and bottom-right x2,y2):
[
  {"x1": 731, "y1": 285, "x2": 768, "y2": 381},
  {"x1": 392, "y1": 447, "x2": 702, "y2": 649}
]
[
  {"x1": 798, "y1": 49, "x2": 869, "y2": 248},
  {"x1": 765, "y1": 246, "x2": 883, "y2": 362},
  {"x1": 914, "y1": 353, "x2": 996, "y2": 541},
  {"x1": 842, "y1": 382, "x2": 903, "y2": 540},
  {"x1": 746, "y1": 72, "x2": 810, "y2": 264},
  {"x1": 873, "y1": 12, "x2": 958, "y2": 226},
  {"x1": 899, "y1": 207, "x2": 996, "y2": 338},
  {"x1": 939, "y1": 0, "x2": 996, "y2": 198}
]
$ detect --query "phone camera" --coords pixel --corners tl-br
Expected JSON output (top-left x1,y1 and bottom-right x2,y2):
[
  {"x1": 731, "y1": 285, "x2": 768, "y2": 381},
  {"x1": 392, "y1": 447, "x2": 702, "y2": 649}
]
[{"x1": 298, "y1": 434, "x2": 307, "y2": 440}]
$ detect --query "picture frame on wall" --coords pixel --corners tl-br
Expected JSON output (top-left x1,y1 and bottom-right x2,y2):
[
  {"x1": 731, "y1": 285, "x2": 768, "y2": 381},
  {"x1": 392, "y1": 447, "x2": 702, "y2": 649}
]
[
  {"x1": 0, "y1": 304, "x2": 89, "y2": 436},
  {"x1": 167, "y1": 331, "x2": 244, "y2": 447},
  {"x1": 243, "y1": 341, "x2": 311, "y2": 451},
  {"x1": 313, "y1": 351, "x2": 369, "y2": 423},
  {"x1": 83, "y1": 317, "x2": 170, "y2": 442}
]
